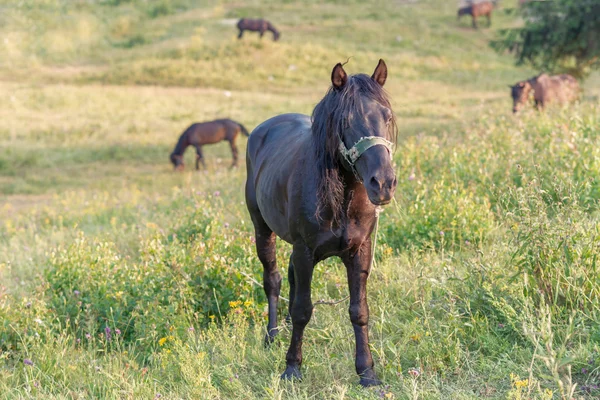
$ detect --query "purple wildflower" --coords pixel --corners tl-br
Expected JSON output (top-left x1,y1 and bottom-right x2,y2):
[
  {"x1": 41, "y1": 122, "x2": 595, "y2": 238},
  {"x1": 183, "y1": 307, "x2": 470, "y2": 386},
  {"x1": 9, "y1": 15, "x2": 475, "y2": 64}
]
[
  {"x1": 155, "y1": 394, "x2": 162, "y2": 399},
  {"x1": 582, "y1": 368, "x2": 588, "y2": 374},
  {"x1": 224, "y1": 222, "x2": 230, "y2": 228},
  {"x1": 408, "y1": 173, "x2": 415, "y2": 181},
  {"x1": 115, "y1": 328, "x2": 121, "y2": 335},
  {"x1": 408, "y1": 368, "x2": 420, "y2": 378},
  {"x1": 188, "y1": 327, "x2": 195, "y2": 332},
  {"x1": 23, "y1": 359, "x2": 33, "y2": 366},
  {"x1": 73, "y1": 290, "x2": 80, "y2": 297},
  {"x1": 439, "y1": 231, "x2": 445, "y2": 237},
  {"x1": 250, "y1": 236, "x2": 256, "y2": 244},
  {"x1": 213, "y1": 191, "x2": 220, "y2": 197},
  {"x1": 104, "y1": 326, "x2": 111, "y2": 341},
  {"x1": 85, "y1": 333, "x2": 91, "y2": 340}
]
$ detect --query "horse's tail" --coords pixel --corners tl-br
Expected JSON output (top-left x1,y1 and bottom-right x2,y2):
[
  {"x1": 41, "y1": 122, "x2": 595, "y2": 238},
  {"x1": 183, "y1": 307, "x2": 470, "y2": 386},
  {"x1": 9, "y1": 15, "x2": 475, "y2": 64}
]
[{"x1": 237, "y1": 122, "x2": 250, "y2": 137}]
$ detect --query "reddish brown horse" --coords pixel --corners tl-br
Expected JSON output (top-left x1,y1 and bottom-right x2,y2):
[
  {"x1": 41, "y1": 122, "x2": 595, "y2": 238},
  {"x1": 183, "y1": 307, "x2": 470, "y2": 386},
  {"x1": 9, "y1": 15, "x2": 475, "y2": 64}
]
[
  {"x1": 246, "y1": 60, "x2": 397, "y2": 386},
  {"x1": 170, "y1": 119, "x2": 249, "y2": 170},
  {"x1": 237, "y1": 18, "x2": 280, "y2": 41},
  {"x1": 510, "y1": 73, "x2": 580, "y2": 113},
  {"x1": 458, "y1": 1, "x2": 494, "y2": 28}
]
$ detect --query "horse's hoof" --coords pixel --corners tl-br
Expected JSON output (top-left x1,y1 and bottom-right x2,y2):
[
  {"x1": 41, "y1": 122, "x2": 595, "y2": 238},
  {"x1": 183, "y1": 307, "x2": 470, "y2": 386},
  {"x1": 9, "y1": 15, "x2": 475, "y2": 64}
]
[
  {"x1": 263, "y1": 332, "x2": 277, "y2": 347},
  {"x1": 281, "y1": 366, "x2": 302, "y2": 381},
  {"x1": 359, "y1": 373, "x2": 381, "y2": 387}
]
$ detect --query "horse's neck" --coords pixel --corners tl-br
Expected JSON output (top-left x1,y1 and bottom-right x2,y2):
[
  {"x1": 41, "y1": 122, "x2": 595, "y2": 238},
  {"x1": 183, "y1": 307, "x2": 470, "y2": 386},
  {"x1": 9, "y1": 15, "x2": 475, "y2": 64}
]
[
  {"x1": 173, "y1": 133, "x2": 190, "y2": 156},
  {"x1": 340, "y1": 168, "x2": 374, "y2": 215}
]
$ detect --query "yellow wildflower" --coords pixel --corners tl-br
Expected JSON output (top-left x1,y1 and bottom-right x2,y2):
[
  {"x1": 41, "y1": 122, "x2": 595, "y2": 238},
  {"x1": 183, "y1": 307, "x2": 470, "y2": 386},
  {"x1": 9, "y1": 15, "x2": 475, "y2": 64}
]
[
  {"x1": 229, "y1": 300, "x2": 242, "y2": 308},
  {"x1": 158, "y1": 337, "x2": 167, "y2": 346}
]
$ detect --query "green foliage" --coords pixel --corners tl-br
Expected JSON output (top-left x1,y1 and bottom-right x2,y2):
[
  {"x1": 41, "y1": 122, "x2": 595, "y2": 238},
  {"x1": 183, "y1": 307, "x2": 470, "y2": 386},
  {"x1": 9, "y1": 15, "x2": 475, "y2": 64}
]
[
  {"x1": 1, "y1": 0, "x2": 600, "y2": 398},
  {"x1": 42, "y1": 201, "x2": 262, "y2": 358},
  {"x1": 496, "y1": 173, "x2": 600, "y2": 320},
  {"x1": 493, "y1": 0, "x2": 600, "y2": 78}
]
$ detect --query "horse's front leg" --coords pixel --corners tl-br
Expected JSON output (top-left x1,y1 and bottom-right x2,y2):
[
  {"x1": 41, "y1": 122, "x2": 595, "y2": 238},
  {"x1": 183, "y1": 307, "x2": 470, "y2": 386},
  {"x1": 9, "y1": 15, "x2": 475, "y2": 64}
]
[
  {"x1": 195, "y1": 145, "x2": 205, "y2": 170},
  {"x1": 286, "y1": 254, "x2": 295, "y2": 324},
  {"x1": 342, "y1": 240, "x2": 381, "y2": 387},
  {"x1": 282, "y1": 244, "x2": 314, "y2": 381}
]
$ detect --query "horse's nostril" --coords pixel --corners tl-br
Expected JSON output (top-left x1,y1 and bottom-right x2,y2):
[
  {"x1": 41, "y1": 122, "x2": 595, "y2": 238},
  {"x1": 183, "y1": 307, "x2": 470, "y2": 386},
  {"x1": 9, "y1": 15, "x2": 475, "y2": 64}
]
[{"x1": 370, "y1": 176, "x2": 381, "y2": 190}]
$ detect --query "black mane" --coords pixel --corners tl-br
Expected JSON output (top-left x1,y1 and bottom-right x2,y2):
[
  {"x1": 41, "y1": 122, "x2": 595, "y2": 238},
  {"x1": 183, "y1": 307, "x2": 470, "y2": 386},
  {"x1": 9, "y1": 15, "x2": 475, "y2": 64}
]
[{"x1": 310, "y1": 74, "x2": 397, "y2": 222}]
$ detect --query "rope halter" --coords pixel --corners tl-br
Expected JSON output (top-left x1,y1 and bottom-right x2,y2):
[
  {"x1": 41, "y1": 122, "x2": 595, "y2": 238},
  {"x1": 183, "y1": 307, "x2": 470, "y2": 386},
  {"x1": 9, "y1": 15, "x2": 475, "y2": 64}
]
[{"x1": 338, "y1": 136, "x2": 394, "y2": 181}]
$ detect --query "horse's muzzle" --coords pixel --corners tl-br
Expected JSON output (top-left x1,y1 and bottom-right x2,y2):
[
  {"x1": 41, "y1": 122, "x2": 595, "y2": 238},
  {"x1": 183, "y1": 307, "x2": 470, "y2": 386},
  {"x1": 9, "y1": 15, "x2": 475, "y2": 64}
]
[{"x1": 366, "y1": 169, "x2": 397, "y2": 205}]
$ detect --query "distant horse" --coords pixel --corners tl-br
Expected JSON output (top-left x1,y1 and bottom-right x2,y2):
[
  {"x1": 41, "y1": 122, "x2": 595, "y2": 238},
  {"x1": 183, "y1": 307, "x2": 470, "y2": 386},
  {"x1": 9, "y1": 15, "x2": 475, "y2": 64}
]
[
  {"x1": 237, "y1": 18, "x2": 280, "y2": 41},
  {"x1": 170, "y1": 119, "x2": 249, "y2": 170},
  {"x1": 246, "y1": 60, "x2": 397, "y2": 386},
  {"x1": 458, "y1": 1, "x2": 494, "y2": 28},
  {"x1": 510, "y1": 73, "x2": 580, "y2": 113}
]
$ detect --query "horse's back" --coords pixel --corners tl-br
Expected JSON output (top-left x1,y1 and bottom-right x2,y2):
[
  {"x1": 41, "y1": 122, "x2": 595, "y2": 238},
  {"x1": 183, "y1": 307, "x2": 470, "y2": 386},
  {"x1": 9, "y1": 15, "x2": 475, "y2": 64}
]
[
  {"x1": 247, "y1": 113, "x2": 311, "y2": 170},
  {"x1": 246, "y1": 113, "x2": 311, "y2": 241},
  {"x1": 473, "y1": 1, "x2": 493, "y2": 15},
  {"x1": 537, "y1": 74, "x2": 579, "y2": 104},
  {"x1": 187, "y1": 120, "x2": 230, "y2": 144},
  {"x1": 238, "y1": 18, "x2": 267, "y2": 31}
]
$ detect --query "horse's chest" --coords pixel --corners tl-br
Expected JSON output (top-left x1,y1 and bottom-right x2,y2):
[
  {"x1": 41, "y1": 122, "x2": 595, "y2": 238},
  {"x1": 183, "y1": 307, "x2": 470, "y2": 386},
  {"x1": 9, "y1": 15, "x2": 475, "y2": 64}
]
[{"x1": 314, "y1": 214, "x2": 374, "y2": 261}]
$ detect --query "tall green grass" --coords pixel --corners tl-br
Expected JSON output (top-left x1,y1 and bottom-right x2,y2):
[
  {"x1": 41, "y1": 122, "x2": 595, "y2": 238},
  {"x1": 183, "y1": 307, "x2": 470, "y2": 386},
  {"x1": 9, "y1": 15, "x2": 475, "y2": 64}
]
[{"x1": 1, "y1": 0, "x2": 600, "y2": 398}]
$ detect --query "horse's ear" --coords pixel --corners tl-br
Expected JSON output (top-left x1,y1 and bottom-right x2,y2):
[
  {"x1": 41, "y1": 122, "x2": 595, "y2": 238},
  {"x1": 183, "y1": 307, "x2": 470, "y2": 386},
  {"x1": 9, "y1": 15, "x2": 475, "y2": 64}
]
[
  {"x1": 371, "y1": 59, "x2": 387, "y2": 87},
  {"x1": 331, "y1": 63, "x2": 348, "y2": 89}
]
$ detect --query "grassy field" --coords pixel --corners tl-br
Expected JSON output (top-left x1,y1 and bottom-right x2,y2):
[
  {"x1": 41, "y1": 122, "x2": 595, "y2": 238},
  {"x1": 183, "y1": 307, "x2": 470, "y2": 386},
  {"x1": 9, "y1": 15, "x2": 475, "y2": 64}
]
[{"x1": 1, "y1": 0, "x2": 600, "y2": 398}]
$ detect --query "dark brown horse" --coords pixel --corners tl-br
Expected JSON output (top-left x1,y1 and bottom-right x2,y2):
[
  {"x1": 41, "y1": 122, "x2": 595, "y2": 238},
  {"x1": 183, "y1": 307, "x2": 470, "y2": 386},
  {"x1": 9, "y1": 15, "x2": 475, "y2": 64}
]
[
  {"x1": 246, "y1": 60, "x2": 397, "y2": 387},
  {"x1": 237, "y1": 18, "x2": 280, "y2": 41},
  {"x1": 170, "y1": 119, "x2": 249, "y2": 170},
  {"x1": 510, "y1": 73, "x2": 580, "y2": 113},
  {"x1": 458, "y1": 1, "x2": 494, "y2": 28}
]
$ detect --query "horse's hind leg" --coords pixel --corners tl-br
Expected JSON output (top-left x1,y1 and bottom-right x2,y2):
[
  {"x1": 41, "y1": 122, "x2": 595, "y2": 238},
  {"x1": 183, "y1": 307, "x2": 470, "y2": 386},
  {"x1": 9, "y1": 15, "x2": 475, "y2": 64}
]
[
  {"x1": 256, "y1": 226, "x2": 281, "y2": 344},
  {"x1": 246, "y1": 181, "x2": 281, "y2": 344},
  {"x1": 472, "y1": 16, "x2": 478, "y2": 29},
  {"x1": 238, "y1": 29, "x2": 244, "y2": 39},
  {"x1": 229, "y1": 139, "x2": 239, "y2": 168},
  {"x1": 282, "y1": 244, "x2": 314, "y2": 381}
]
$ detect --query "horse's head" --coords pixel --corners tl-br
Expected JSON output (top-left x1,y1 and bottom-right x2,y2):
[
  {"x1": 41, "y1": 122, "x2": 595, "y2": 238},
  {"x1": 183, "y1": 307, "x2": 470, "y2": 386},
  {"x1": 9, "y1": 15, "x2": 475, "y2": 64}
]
[
  {"x1": 457, "y1": 6, "x2": 470, "y2": 18},
  {"x1": 331, "y1": 60, "x2": 398, "y2": 206},
  {"x1": 510, "y1": 80, "x2": 533, "y2": 114},
  {"x1": 170, "y1": 153, "x2": 184, "y2": 171}
]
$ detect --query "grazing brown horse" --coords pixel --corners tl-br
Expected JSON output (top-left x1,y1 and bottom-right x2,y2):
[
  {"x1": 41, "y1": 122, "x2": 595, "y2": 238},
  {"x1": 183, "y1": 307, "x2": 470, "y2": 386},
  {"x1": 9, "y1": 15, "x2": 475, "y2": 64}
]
[
  {"x1": 237, "y1": 18, "x2": 280, "y2": 41},
  {"x1": 510, "y1": 73, "x2": 580, "y2": 113},
  {"x1": 170, "y1": 119, "x2": 249, "y2": 170},
  {"x1": 458, "y1": 1, "x2": 494, "y2": 28},
  {"x1": 246, "y1": 60, "x2": 397, "y2": 387}
]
